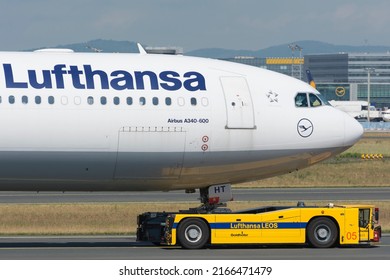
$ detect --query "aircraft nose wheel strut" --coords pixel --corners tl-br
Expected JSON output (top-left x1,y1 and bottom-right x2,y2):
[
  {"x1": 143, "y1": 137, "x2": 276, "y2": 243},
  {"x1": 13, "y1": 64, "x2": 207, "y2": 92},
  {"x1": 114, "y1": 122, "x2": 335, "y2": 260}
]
[{"x1": 196, "y1": 184, "x2": 233, "y2": 213}]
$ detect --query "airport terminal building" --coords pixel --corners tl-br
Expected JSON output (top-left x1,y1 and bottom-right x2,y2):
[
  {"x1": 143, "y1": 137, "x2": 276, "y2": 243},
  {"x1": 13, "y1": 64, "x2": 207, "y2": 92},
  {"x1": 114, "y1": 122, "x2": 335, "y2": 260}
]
[{"x1": 223, "y1": 53, "x2": 390, "y2": 109}]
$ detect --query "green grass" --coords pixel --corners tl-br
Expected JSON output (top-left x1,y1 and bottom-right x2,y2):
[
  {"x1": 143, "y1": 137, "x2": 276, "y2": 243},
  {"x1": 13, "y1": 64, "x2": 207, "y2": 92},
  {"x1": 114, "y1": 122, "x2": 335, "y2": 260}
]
[
  {"x1": 241, "y1": 132, "x2": 390, "y2": 188},
  {"x1": 0, "y1": 201, "x2": 388, "y2": 235}
]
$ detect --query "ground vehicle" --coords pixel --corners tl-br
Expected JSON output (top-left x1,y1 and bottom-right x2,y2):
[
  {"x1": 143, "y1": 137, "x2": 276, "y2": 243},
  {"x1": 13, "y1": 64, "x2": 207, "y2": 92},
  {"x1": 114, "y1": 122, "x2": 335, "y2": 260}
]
[
  {"x1": 137, "y1": 202, "x2": 381, "y2": 249},
  {"x1": 329, "y1": 100, "x2": 383, "y2": 121}
]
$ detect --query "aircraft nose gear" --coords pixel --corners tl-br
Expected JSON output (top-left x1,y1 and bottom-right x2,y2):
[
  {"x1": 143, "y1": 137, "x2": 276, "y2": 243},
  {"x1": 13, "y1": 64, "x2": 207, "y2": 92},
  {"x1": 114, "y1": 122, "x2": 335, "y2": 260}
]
[{"x1": 197, "y1": 184, "x2": 233, "y2": 213}]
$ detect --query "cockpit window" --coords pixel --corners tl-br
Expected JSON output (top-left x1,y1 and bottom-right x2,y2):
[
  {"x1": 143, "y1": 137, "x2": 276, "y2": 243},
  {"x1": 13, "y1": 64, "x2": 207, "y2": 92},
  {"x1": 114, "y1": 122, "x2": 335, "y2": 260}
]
[
  {"x1": 295, "y1": 92, "x2": 330, "y2": 108},
  {"x1": 295, "y1": 93, "x2": 308, "y2": 107},
  {"x1": 317, "y1": 93, "x2": 331, "y2": 106},
  {"x1": 309, "y1": 93, "x2": 322, "y2": 107}
]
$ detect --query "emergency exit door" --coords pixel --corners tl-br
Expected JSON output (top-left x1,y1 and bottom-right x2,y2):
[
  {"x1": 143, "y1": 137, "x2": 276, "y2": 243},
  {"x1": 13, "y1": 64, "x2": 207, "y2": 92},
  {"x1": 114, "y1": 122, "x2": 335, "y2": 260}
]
[{"x1": 220, "y1": 76, "x2": 256, "y2": 129}]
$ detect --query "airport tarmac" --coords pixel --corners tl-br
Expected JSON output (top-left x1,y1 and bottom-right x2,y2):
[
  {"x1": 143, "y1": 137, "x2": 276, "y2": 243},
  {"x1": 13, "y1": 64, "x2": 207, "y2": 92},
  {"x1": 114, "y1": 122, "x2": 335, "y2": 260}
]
[
  {"x1": 0, "y1": 235, "x2": 388, "y2": 260},
  {"x1": 0, "y1": 187, "x2": 389, "y2": 203},
  {"x1": 0, "y1": 187, "x2": 388, "y2": 260}
]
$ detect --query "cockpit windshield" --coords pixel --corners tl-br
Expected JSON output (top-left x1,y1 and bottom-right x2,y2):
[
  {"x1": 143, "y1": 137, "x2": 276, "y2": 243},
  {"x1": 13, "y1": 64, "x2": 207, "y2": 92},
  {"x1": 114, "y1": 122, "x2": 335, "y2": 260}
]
[
  {"x1": 295, "y1": 92, "x2": 330, "y2": 108},
  {"x1": 295, "y1": 93, "x2": 308, "y2": 107},
  {"x1": 309, "y1": 93, "x2": 322, "y2": 107},
  {"x1": 316, "y1": 93, "x2": 331, "y2": 106}
]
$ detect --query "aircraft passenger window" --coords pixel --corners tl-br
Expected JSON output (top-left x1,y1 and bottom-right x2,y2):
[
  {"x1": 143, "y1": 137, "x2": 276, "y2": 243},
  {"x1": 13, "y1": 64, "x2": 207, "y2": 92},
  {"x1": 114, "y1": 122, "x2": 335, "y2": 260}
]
[
  {"x1": 113, "y1": 97, "x2": 120, "y2": 105},
  {"x1": 61, "y1": 96, "x2": 68, "y2": 105},
  {"x1": 201, "y1": 97, "x2": 209, "y2": 107},
  {"x1": 165, "y1": 97, "x2": 172, "y2": 106},
  {"x1": 87, "y1": 96, "x2": 94, "y2": 105},
  {"x1": 309, "y1": 93, "x2": 322, "y2": 107},
  {"x1": 9, "y1": 95, "x2": 15, "y2": 104},
  {"x1": 295, "y1": 93, "x2": 308, "y2": 107},
  {"x1": 74, "y1": 96, "x2": 81, "y2": 105},
  {"x1": 178, "y1": 97, "x2": 185, "y2": 106},
  {"x1": 48, "y1": 96, "x2": 55, "y2": 104},
  {"x1": 152, "y1": 97, "x2": 159, "y2": 106},
  {"x1": 139, "y1": 97, "x2": 146, "y2": 106},
  {"x1": 35, "y1": 96, "x2": 41, "y2": 104},
  {"x1": 101, "y1": 96, "x2": 107, "y2": 105},
  {"x1": 22, "y1": 96, "x2": 28, "y2": 104},
  {"x1": 126, "y1": 97, "x2": 133, "y2": 105},
  {"x1": 191, "y1": 97, "x2": 197, "y2": 106}
]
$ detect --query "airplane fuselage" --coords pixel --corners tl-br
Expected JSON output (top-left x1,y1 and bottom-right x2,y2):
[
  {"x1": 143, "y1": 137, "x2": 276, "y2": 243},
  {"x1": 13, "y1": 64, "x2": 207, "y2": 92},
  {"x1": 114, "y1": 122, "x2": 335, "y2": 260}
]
[{"x1": 0, "y1": 51, "x2": 363, "y2": 191}]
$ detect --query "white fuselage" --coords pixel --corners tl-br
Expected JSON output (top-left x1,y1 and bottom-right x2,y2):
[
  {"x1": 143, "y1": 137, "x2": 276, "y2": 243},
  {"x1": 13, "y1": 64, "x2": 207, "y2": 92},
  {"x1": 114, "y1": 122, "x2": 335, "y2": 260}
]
[{"x1": 0, "y1": 51, "x2": 363, "y2": 191}]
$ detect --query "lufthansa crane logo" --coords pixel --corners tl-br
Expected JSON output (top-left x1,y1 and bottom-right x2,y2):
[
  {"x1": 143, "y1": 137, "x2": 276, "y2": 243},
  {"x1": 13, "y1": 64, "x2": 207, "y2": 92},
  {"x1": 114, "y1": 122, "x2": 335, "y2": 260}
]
[
  {"x1": 297, "y1": 118, "x2": 313, "y2": 138},
  {"x1": 335, "y1": 87, "x2": 346, "y2": 97}
]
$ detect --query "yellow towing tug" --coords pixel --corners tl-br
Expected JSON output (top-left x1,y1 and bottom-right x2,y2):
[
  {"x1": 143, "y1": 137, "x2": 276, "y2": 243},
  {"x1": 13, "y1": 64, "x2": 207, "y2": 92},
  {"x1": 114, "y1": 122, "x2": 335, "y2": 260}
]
[{"x1": 137, "y1": 202, "x2": 381, "y2": 249}]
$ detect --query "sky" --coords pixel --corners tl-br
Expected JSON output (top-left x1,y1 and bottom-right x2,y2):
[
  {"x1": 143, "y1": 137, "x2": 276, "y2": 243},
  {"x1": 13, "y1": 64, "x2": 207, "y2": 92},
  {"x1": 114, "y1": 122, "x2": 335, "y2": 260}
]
[{"x1": 1, "y1": 0, "x2": 390, "y2": 51}]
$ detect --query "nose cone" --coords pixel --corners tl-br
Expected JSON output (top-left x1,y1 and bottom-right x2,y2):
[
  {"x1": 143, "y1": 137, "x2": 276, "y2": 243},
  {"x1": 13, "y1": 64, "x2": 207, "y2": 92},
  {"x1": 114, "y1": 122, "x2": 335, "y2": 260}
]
[{"x1": 344, "y1": 115, "x2": 364, "y2": 146}]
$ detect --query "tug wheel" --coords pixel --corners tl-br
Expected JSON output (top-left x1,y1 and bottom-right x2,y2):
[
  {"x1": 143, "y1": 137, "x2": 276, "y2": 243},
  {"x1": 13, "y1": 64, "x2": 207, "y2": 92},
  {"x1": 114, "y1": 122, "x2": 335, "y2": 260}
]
[
  {"x1": 177, "y1": 218, "x2": 209, "y2": 249},
  {"x1": 307, "y1": 217, "x2": 338, "y2": 248}
]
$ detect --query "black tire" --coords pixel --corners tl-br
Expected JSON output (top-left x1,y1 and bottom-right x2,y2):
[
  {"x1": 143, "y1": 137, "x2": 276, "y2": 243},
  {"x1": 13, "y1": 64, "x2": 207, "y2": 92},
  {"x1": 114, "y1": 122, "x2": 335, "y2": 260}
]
[
  {"x1": 307, "y1": 217, "x2": 338, "y2": 248},
  {"x1": 177, "y1": 218, "x2": 209, "y2": 249}
]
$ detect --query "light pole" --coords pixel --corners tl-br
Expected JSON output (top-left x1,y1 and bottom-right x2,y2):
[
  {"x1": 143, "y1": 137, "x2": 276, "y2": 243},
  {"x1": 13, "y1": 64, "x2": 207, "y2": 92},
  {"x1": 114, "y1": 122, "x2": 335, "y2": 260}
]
[
  {"x1": 288, "y1": 43, "x2": 303, "y2": 80},
  {"x1": 365, "y1": 68, "x2": 375, "y2": 123}
]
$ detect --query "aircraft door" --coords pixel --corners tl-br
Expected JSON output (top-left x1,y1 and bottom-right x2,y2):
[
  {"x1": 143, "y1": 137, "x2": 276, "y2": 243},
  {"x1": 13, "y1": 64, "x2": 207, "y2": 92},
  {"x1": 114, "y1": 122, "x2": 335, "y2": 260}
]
[{"x1": 220, "y1": 76, "x2": 256, "y2": 129}]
